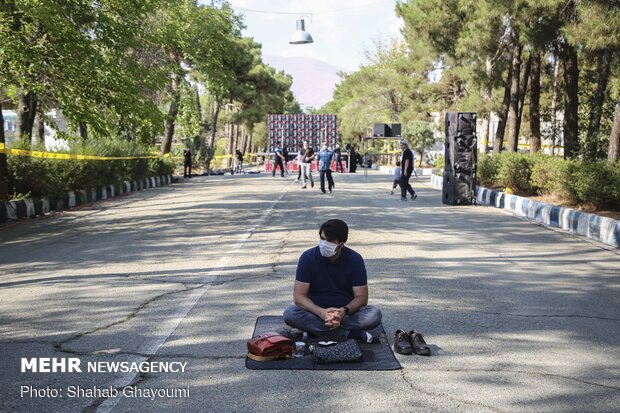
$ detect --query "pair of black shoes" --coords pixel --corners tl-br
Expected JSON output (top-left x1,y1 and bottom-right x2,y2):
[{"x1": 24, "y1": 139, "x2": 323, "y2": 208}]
[{"x1": 393, "y1": 329, "x2": 431, "y2": 356}]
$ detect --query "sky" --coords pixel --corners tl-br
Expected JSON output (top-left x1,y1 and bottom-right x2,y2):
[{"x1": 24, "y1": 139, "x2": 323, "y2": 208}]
[{"x1": 228, "y1": 0, "x2": 404, "y2": 72}]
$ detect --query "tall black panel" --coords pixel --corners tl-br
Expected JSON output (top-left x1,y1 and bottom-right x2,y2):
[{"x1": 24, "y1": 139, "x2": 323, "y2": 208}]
[
  {"x1": 443, "y1": 112, "x2": 477, "y2": 205},
  {"x1": 0, "y1": 202, "x2": 7, "y2": 224}
]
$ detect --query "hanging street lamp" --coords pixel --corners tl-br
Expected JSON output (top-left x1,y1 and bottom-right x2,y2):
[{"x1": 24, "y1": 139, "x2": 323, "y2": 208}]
[{"x1": 289, "y1": 18, "x2": 313, "y2": 44}]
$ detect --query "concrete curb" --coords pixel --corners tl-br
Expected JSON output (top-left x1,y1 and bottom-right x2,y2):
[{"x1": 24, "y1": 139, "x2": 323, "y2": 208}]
[
  {"x1": 430, "y1": 174, "x2": 444, "y2": 188},
  {"x1": 0, "y1": 175, "x2": 173, "y2": 224},
  {"x1": 429, "y1": 174, "x2": 619, "y2": 249}
]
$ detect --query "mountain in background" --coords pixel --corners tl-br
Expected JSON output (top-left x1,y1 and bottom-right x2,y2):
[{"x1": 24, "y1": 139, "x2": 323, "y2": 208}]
[{"x1": 263, "y1": 55, "x2": 346, "y2": 110}]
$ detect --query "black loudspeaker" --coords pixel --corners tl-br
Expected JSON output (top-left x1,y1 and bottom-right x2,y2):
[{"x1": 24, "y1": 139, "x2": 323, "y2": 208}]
[
  {"x1": 373, "y1": 123, "x2": 387, "y2": 137},
  {"x1": 390, "y1": 123, "x2": 401, "y2": 137},
  {"x1": 443, "y1": 112, "x2": 477, "y2": 205},
  {"x1": 373, "y1": 123, "x2": 401, "y2": 137}
]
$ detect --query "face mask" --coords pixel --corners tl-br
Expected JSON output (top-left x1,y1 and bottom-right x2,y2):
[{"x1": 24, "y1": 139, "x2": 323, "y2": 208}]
[{"x1": 319, "y1": 239, "x2": 341, "y2": 257}]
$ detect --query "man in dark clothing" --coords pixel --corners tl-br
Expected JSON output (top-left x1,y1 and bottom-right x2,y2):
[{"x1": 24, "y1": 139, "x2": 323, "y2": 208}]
[
  {"x1": 399, "y1": 139, "x2": 417, "y2": 201},
  {"x1": 300, "y1": 141, "x2": 315, "y2": 189},
  {"x1": 334, "y1": 144, "x2": 344, "y2": 172},
  {"x1": 283, "y1": 219, "x2": 382, "y2": 342},
  {"x1": 282, "y1": 145, "x2": 290, "y2": 175},
  {"x1": 183, "y1": 147, "x2": 193, "y2": 178},
  {"x1": 235, "y1": 148, "x2": 244, "y2": 173},
  {"x1": 348, "y1": 145, "x2": 357, "y2": 173},
  {"x1": 272, "y1": 141, "x2": 285, "y2": 177}
]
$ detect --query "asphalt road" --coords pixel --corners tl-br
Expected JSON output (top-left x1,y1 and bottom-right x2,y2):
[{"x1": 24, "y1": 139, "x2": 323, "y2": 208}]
[{"x1": 1, "y1": 171, "x2": 619, "y2": 413}]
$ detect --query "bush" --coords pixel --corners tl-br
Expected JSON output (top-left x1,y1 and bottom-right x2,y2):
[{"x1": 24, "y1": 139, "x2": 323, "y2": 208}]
[
  {"x1": 474, "y1": 151, "x2": 619, "y2": 211},
  {"x1": 477, "y1": 154, "x2": 500, "y2": 188},
  {"x1": 530, "y1": 153, "x2": 574, "y2": 199},
  {"x1": 497, "y1": 152, "x2": 535, "y2": 194},
  {"x1": 434, "y1": 155, "x2": 445, "y2": 175},
  {"x1": 8, "y1": 139, "x2": 175, "y2": 199},
  {"x1": 568, "y1": 161, "x2": 620, "y2": 209}
]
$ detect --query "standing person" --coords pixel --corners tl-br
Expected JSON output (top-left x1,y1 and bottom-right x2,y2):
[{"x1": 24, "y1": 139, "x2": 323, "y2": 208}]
[
  {"x1": 300, "y1": 141, "x2": 315, "y2": 189},
  {"x1": 283, "y1": 219, "x2": 383, "y2": 342},
  {"x1": 399, "y1": 139, "x2": 417, "y2": 201},
  {"x1": 334, "y1": 144, "x2": 344, "y2": 173},
  {"x1": 272, "y1": 141, "x2": 285, "y2": 177},
  {"x1": 390, "y1": 161, "x2": 402, "y2": 195},
  {"x1": 283, "y1": 144, "x2": 290, "y2": 175},
  {"x1": 235, "y1": 148, "x2": 244, "y2": 174},
  {"x1": 348, "y1": 145, "x2": 357, "y2": 173},
  {"x1": 295, "y1": 143, "x2": 305, "y2": 182},
  {"x1": 317, "y1": 144, "x2": 335, "y2": 194},
  {"x1": 183, "y1": 146, "x2": 193, "y2": 178}
]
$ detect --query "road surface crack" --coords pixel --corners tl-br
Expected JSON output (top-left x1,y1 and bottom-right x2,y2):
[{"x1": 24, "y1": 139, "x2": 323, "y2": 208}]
[
  {"x1": 53, "y1": 283, "x2": 205, "y2": 353},
  {"x1": 82, "y1": 368, "x2": 150, "y2": 413}
]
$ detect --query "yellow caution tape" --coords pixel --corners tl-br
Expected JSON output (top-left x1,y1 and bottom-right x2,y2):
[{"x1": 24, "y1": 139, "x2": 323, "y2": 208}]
[
  {"x1": 517, "y1": 143, "x2": 564, "y2": 149},
  {"x1": 0, "y1": 144, "x2": 164, "y2": 160},
  {"x1": 0, "y1": 143, "x2": 265, "y2": 161}
]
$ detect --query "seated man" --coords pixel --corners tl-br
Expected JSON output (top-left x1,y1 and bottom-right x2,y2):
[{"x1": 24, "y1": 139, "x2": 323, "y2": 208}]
[{"x1": 283, "y1": 219, "x2": 382, "y2": 343}]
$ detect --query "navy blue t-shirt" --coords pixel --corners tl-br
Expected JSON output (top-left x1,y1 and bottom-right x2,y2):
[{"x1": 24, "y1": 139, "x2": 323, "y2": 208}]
[{"x1": 295, "y1": 246, "x2": 367, "y2": 308}]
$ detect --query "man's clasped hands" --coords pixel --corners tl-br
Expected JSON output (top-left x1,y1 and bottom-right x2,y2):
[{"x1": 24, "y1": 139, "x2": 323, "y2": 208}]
[{"x1": 321, "y1": 307, "x2": 346, "y2": 329}]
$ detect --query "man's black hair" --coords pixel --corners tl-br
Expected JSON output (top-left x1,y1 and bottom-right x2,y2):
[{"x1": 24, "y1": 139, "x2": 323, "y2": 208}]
[{"x1": 319, "y1": 219, "x2": 348, "y2": 243}]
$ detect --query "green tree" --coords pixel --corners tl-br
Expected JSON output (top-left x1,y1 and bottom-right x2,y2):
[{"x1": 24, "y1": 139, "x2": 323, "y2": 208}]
[
  {"x1": 176, "y1": 84, "x2": 202, "y2": 143},
  {"x1": 566, "y1": 1, "x2": 620, "y2": 161},
  {"x1": 325, "y1": 38, "x2": 432, "y2": 145},
  {"x1": 194, "y1": 36, "x2": 300, "y2": 165},
  {"x1": 0, "y1": 0, "x2": 166, "y2": 142},
  {"x1": 397, "y1": 0, "x2": 510, "y2": 151},
  {"x1": 403, "y1": 121, "x2": 437, "y2": 167},
  {"x1": 199, "y1": 34, "x2": 250, "y2": 150},
  {"x1": 152, "y1": 1, "x2": 242, "y2": 155}
]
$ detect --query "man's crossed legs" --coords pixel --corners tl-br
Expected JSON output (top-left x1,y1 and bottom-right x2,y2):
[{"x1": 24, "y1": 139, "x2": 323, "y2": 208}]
[{"x1": 283, "y1": 305, "x2": 382, "y2": 341}]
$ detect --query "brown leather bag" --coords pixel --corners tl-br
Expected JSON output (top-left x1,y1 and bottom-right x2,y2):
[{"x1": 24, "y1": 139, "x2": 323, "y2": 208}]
[{"x1": 247, "y1": 331, "x2": 294, "y2": 361}]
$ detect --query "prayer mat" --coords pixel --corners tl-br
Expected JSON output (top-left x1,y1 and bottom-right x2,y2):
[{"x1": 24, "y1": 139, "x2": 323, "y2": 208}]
[{"x1": 245, "y1": 315, "x2": 401, "y2": 371}]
